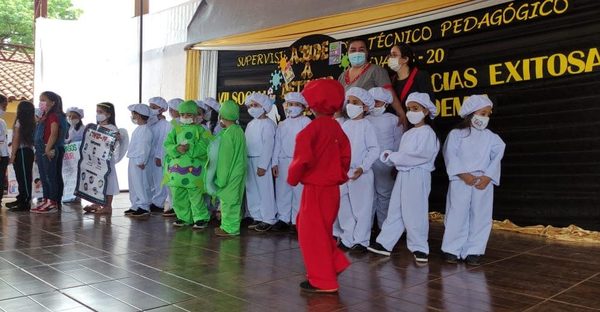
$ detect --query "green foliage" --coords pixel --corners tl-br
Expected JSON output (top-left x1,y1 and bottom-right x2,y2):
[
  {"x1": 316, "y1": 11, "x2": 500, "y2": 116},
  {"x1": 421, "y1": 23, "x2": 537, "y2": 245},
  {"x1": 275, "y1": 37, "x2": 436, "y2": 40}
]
[{"x1": 0, "y1": 0, "x2": 82, "y2": 46}]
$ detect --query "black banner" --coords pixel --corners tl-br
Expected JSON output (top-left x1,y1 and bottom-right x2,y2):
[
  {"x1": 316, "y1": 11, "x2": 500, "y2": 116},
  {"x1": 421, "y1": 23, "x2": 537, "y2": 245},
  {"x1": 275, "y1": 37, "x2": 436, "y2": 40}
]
[{"x1": 217, "y1": 0, "x2": 600, "y2": 229}]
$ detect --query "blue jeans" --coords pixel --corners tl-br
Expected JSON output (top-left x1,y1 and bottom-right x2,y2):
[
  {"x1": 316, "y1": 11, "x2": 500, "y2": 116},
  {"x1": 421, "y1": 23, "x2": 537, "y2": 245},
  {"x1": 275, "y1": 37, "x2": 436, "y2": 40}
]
[{"x1": 39, "y1": 146, "x2": 65, "y2": 202}]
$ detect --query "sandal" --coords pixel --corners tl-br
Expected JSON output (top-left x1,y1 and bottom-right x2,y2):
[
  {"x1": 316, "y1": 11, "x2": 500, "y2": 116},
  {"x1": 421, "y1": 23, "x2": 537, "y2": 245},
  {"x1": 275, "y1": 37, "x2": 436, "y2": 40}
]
[
  {"x1": 94, "y1": 206, "x2": 112, "y2": 215},
  {"x1": 83, "y1": 204, "x2": 101, "y2": 213}
]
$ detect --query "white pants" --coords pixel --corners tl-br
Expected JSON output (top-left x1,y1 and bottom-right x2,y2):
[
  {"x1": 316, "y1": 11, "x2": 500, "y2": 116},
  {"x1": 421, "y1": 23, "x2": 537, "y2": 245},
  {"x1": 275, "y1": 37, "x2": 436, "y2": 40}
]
[
  {"x1": 245, "y1": 157, "x2": 277, "y2": 224},
  {"x1": 274, "y1": 158, "x2": 303, "y2": 224},
  {"x1": 128, "y1": 161, "x2": 150, "y2": 210},
  {"x1": 338, "y1": 170, "x2": 374, "y2": 247},
  {"x1": 376, "y1": 168, "x2": 431, "y2": 254},
  {"x1": 371, "y1": 159, "x2": 395, "y2": 228},
  {"x1": 441, "y1": 179, "x2": 494, "y2": 259},
  {"x1": 150, "y1": 160, "x2": 169, "y2": 208}
]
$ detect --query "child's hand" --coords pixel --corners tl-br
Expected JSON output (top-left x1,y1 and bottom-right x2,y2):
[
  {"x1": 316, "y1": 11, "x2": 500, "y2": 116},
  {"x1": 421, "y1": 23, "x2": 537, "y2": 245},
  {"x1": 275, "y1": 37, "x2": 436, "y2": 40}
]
[
  {"x1": 155, "y1": 158, "x2": 162, "y2": 167},
  {"x1": 350, "y1": 167, "x2": 363, "y2": 180},
  {"x1": 137, "y1": 164, "x2": 145, "y2": 170},
  {"x1": 177, "y1": 144, "x2": 188, "y2": 154},
  {"x1": 459, "y1": 173, "x2": 477, "y2": 186},
  {"x1": 272, "y1": 165, "x2": 279, "y2": 178},
  {"x1": 475, "y1": 176, "x2": 492, "y2": 190},
  {"x1": 257, "y1": 168, "x2": 266, "y2": 177}
]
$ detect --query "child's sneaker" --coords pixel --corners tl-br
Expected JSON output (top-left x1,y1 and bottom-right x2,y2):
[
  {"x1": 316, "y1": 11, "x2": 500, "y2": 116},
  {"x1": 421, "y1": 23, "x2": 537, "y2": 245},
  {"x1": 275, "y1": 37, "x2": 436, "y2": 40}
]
[
  {"x1": 413, "y1": 251, "x2": 429, "y2": 264},
  {"x1": 149, "y1": 204, "x2": 163, "y2": 214},
  {"x1": 299, "y1": 280, "x2": 338, "y2": 293},
  {"x1": 162, "y1": 209, "x2": 176, "y2": 217},
  {"x1": 34, "y1": 199, "x2": 50, "y2": 211},
  {"x1": 36, "y1": 201, "x2": 58, "y2": 214},
  {"x1": 192, "y1": 220, "x2": 208, "y2": 229},
  {"x1": 130, "y1": 208, "x2": 150, "y2": 217},
  {"x1": 367, "y1": 243, "x2": 391, "y2": 256},
  {"x1": 123, "y1": 209, "x2": 136, "y2": 216},
  {"x1": 247, "y1": 220, "x2": 260, "y2": 229},
  {"x1": 464, "y1": 255, "x2": 482, "y2": 266},
  {"x1": 173, "y1": 219, "x2": 187, "y2": 227},
  {"x1": 214, "y1": 227, "x2": 238, "y2": 237},
  {"x1": 443, "y1": 252, "x2": 459, "y2": 264},
  {"x1": 254, "y1": 222, "x2": 273, "y2": 232}
]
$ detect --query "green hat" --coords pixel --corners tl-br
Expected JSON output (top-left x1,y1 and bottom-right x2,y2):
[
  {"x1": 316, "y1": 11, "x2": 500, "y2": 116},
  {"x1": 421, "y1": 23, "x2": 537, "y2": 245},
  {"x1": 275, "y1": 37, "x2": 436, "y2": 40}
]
[
  {"x1": 178, "y1": 100, "x2": 198, "y2": 115},
  {"x1": 220, "y1": 100, "x2": 239, "y2": 121}
]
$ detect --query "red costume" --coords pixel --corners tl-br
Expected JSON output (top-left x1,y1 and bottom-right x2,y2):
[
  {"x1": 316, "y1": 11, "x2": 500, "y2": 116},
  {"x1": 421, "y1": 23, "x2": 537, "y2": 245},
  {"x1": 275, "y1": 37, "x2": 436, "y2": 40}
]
[{"x1": 288, "y1": 79, "x2": 351, "y2": 291}]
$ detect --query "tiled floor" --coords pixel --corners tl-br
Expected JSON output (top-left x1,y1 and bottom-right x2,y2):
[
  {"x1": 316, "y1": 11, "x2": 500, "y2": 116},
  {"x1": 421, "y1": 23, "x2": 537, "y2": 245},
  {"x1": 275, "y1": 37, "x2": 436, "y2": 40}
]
[{"x1": 1, "y1": 195, "x2": 599, "y2": 312}]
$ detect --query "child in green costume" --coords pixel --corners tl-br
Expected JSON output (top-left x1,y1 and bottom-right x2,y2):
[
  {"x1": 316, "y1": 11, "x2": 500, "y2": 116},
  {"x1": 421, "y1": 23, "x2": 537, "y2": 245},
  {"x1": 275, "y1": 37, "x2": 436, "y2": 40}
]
[
  {"x1": 163, "y1": 100, "x2": 213, "y2": 229},
  {"x1": 205, "y1": 100, "x2": 247, "y2": 236}
]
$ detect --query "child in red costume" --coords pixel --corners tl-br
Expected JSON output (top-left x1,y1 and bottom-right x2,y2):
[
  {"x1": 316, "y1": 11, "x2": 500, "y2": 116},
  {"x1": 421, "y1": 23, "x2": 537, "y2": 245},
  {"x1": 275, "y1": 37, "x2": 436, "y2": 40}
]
[{"x1": 288, "y1": 79, "x2": 351, "y2": 293}]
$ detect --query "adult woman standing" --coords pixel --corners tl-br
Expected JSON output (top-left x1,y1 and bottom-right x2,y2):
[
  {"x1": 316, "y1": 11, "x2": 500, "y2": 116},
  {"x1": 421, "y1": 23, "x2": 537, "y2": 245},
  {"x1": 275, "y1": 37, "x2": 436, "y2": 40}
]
[
  {"x1": 388, "y1": 43, "x2": 435, "y2": 110},
  {"x1": 8, "y1": 101, "x2": 35, "y2": 211},
  {"x1": 338, "y1": 38, "x2": 408, "y2": 128}
]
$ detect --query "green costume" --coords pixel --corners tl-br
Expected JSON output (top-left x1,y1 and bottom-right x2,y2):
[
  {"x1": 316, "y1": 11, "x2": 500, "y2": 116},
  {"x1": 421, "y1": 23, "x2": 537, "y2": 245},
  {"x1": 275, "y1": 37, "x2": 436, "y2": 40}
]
[
  {"x1": 205, "y1": 100, "x2": 247, "y2": 235},
  {"x1": 164, "y1": 100, "x2": 213, "y2": 225}
]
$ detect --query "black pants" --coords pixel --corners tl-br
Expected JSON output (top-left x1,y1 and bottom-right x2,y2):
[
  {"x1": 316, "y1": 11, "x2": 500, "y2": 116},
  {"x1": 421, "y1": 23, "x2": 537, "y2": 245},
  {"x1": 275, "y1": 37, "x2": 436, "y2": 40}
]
[
  {"x1": 0, "y1": 156, "x2": 8, "y2": 202},
  {"x1": 14, "y1": 147, "x2": 34, "y2": 205}
]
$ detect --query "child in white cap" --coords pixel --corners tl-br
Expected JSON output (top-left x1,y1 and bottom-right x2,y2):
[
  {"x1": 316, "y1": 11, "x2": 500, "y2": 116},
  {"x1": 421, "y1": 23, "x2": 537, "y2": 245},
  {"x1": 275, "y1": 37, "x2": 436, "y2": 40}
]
[
  {"x1": 65, "y1": 107, "x2": 85, "y2": 143},
  {"x1": 125, "y1": 104, "x2": 153, "y2": 217},
  {"x1": 271, "y1": 92, "x2": 311, "y2": 232},
  {"x1": 336, "y1": 87, "x2": 380, "y2": 253},
  {"x1": 366, "y1": 87, "x2": 403, "y2": 228},
  {"x1": 203, "y1": 97, "x2": 222, "y2": 135},
  {"x1": 148, "y1": 97, "x2": 172, "y2": 215},
  {"x1": 168, "y1": 98, "x2": 184, "y2": 125},
  {"x1": 441, "y1": 94, "x2": 505, "y2": 266},
  {"x1": 244, "y1": 92, "x2": 277, "y2": 232},
  {"x1": 367, "y1": 92, "x2": 439, "y2": 264}
]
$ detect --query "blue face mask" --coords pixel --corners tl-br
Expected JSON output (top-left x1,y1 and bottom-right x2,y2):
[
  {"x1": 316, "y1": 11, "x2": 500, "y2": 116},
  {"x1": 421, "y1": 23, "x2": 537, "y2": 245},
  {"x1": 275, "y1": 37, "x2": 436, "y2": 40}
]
[
  {"x1": 248, "y1": 107, "x2": 264, "y2": 119},
  {"x1": 348, "y1": 52, "x2": 366, "y2": 67}
]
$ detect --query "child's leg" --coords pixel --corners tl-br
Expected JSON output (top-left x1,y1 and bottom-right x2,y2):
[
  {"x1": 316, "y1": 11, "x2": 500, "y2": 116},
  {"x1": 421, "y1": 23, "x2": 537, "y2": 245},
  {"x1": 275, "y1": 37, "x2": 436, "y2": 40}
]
[
  {"x1": 376, "y1": 174, "x2": 406, "y2": 251},
  {"x1": 441, "y1": 180, "x2": 472, "y2": 257},
  {"x1": 349, "y1": 171, "x2": 375, "y2": 247},
  {"x1": 372, "y1": 160, "x2": 395, "y2": 228},
  {"x1": 244, "y1": 158, "x2": 263, "y2": 222},
  {"x1": 188, "y1": 188, "x2": 210, "y2": 223},
  {"x1": 151, "y1": 161, "x2": 169, "y2": 208},
  {"x1": 461, "y1": 184, "x2": 494, "y2": 258},
  {"x1": 171, "y1": 186, "x2": 193, "y2": 224},
  {"x1": 337, "y1": 187, "x2": 356, "y2": 247},
  {"x1": 275, "y1": 158, "x2": 293, "y2": 223},
  {"x1": 402, "y1": 169, "x2": 431, "y2": 254},
  {"x1": 220, "y1": 176, "x2": 244, "y2": 234},
  {"x1": 256, "y1": 164, "x2": 277, "y2": 225}
]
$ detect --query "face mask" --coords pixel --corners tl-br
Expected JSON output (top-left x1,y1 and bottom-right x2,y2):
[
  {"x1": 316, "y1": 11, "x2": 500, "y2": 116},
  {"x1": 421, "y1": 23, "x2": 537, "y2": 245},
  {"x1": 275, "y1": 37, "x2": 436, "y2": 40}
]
[
  {"x1": 407, "y1": 111, "x2": 425, "y2": 125},
  {"x1": 39, "y1": 101, "x2": 47, "y2": 113},
  {"x1": 346, "y1": 104, "x2": 364, "y2": 119},
  {"x1": 68, "y1": 118, "x2": 79, "y2": 126},
  {"x1": 370, "y1": 106, "x2": 386, "y2": 116},
  {"x1": 348, "y1": 52, "x2": 366, "y2": 67},
  {"x1": 131, "y1": 116, "x2": 138, "y2": 125},
  {"x1": 248, "y1": 107, "x2": 264, "y2": 119},
  {"x1": 471, "y1": 115, "x2": 489, "y2": 130},
  {"x1": 180, "y1": 117, "x2": 194, "y2": 125},
  {"x1": 286, "y1": 106, "x2": 304, "y2": 118},
  {"x1": 150, "y1": 108, "x2": 160, "y2": 116},
  {"x1": 96, "y1": 114, "x2": 107, "y2": 123},
  {"x1": 387, "y1": 57, "x2": 402, "y2": 72}
]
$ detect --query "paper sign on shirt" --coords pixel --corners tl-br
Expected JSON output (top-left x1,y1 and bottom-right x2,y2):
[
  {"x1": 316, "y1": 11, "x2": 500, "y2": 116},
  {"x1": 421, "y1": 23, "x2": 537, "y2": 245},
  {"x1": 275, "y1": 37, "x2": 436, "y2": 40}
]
[{"x1": 61, "y1": 142, "x2": 81, "y2": 202}]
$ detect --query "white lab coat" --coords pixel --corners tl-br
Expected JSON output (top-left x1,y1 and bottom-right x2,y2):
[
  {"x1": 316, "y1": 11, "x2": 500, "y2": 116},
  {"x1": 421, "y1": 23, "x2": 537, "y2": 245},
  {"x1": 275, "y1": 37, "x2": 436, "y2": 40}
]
[
  {"x1": 245, "y1": 117, "x2": 277, "y2": 224},
  {"x1": 366, "y1": 113, "x2": 403, "y2": 227},
  {"x1": 66, "y1": 125, "x2": 85, "y2": 144},
  {"x1": 272, "y1": 115, "x2": 311, "y2": 224},
  {"x1": 127, "y1": 123, "x2": 153, "y2": 210},
  {"x1": 441, "y1": 127, "x2": 505, "y2": 259},
  {"x1": 102, "y1": 124, "x2": 120, "y2": 196},
  {"x1": 336, "y1": 118, "x2": 380, "y2": 247},
  {"x1": 376, "y1": 125, "x2": 439, "y2": 254},
  {"x1": 149, "y1": 118, "x2": 171, "y2": 207}
]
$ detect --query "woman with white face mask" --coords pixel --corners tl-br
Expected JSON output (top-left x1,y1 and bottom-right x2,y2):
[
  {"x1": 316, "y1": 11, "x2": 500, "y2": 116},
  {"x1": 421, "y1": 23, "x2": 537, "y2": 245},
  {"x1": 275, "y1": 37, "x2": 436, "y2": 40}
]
[
  {"x1": 337, "y1": 38, "x2": 408, "y2": 129},
  {"x1": 441, "y1": 95, "x2": 505, "y2": 266}
]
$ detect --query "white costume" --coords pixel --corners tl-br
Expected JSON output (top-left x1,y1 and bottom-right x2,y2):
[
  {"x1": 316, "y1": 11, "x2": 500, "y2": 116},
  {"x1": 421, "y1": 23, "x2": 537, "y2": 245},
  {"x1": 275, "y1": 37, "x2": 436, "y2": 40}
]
[
  {"x1": 441, "y1": 95, "x2": 505, "y2": 259},
  {"x1": 65, "y1": 107, "x2": 85, "y2": 143},
  {"x1": 244, "y1": 93, "x2": 277, "y2": 225},
  {"x1": 102, "y1": 124, "x2": 121, "y2": 196},
  {"x1": 272, "y1": 92, "x2": 310, "y2": 224},
  {"x1": 127, "y1": 104, "x2": 153, "y2": 210},
  {"x1": 337, "y1": 87, "x2": 380, "y2": 248},
  {"x1": 147, "y1": 97, "x2": 171, "y2": 209}
]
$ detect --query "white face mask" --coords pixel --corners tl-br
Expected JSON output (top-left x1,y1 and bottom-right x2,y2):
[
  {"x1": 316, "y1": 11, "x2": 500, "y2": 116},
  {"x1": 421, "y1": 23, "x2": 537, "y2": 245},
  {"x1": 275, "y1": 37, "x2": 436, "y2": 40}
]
[
  {"x1": 96, "y1": 114, "x2": 107, "y2": 123},
  {"x1": 285, "y1": 106, "x2": 304, "y2": 118},
  {"x1": 407, "y1": 111, "x2": 425, "y2": 125},
  {"x1": 180, "y1": 117, "x2": 194, "y2": 125},
  {"x1": 387, "y1": 57, "x2": 402, "y2": 72},
  {"x1": 370, "y1": 106, "x2": 386, "y2": 116},
  {"x1": 471, "y1": 115, "x2": 489, "y2": 130},
  {"x1": 346, "y1": 104, "x2": 364, "y2": 119},
  {"x1": 131, "y1": 116, "x2": 138, "y2": 125},
  {"x1": 248, "y1": 107, "x2": 264, "y2": 119},
  {"x1": 68, "y1": 118, "x2": 79, "y2": 126}
]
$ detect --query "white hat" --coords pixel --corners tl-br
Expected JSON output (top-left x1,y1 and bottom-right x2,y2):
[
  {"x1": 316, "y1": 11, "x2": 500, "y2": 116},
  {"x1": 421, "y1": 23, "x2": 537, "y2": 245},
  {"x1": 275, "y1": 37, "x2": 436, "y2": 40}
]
[
  {"x1": 203, "y1": 97, "x2": 220, "y2": 112},
  {"x1": 459, "y1": 94, "x2": 493, "y2": 118},
  {"x1": 346, "y1": 87, "x2": 375, "y2": 110},
  {"x1": 284, "y1": 92, "x2": 307, "y2": 106},
  {"x1": 368, "y1": 87, "x2": 393, "y2": 105},
  {"x1": 148, "y1": 97, "x2": 168, "y2": 110},
  {"x1": 128, "y1": 103, "x2": 151, "y2": 117},
  {"x1": 66, "y1": 107, "x2": 84, "y2": 118},
  {"x1": 245, "y1": 92, "x2": 273, "y2": 113},
  {"x1": 194, "y1": 100, "x2": 208, "y2": 112},
  {"x1": 406, "y1": 92, "x2": 437, "y2": 119},
  {"x1": 168, "y1": 98, "x2": 184, "y2": 110}
]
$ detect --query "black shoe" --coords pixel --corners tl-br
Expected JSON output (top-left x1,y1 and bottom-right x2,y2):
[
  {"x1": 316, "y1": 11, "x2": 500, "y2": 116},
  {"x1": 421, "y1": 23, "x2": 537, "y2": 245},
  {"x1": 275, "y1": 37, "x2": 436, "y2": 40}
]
[
  {"x1": 367, "y1": 243, "x2": 391, "y2": 256},
  {"x1": 9, "y1": 205, "x2": 30, "y2": 212},
  {"x1": 5, "y1": 201, "x2": 19, "y2": 209},
  {"x1": 289, "y1": 224, "x2": 297, "y2": 234},
  {"x1": 271, "y1": 220, "x2": 289, "y2": 232},
  {"x1": 149, "y1": 204, "x2": 163, "y2": 213},
  {"x1": 349, "y1": 244, "x2": 367, "y2": 254},
  {"x1": 162, "y1": 209, "x2": 176, "y2": 217},
  {"x1": 247, "y1": 220, "x2": 260, "y2": 229},
  {"x1": 192, "y1": 220, "x2": 208, "y2": 229},
  {"x1": 337, "y1": 241, "x2": 351, "y2": 251},
  {"x1": 173, "y1": 219, "x2": 187, "y2": 227},
  {"x1": 255, "y1": 222, "x2": 273, "y2": 232},
  {"x1": 443, "y1": 252, "x2": 459, "y2": 264},
  {"x1": 413, "y1": 251, "x2": 429, "y2": 264},
  {"x1": 124, "y1": 208, "x2": 136, "y2": 216},
  {"x1": 464, "y1": 255, "x2": 482, "y2": 266},
  {"x1": 299, "y1": 280, "x2": 338, "y2": 293},
  {"x1": 130, "y1": 208, "x2": 150, "y2": 218}
]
